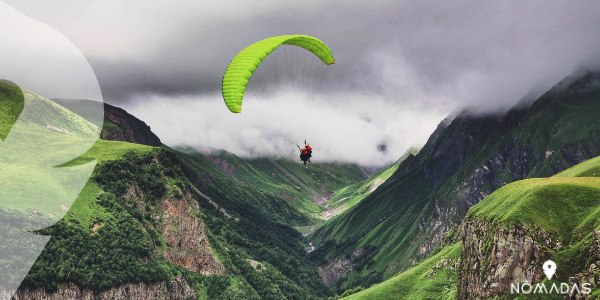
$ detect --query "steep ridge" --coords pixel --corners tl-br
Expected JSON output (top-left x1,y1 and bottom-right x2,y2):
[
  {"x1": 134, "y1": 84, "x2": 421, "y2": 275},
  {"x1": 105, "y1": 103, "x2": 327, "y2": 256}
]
[
  {"x1": 309, "y1": 72, "x2": 600, "y2": 292},
  {"x1": 100, "y1": 103, "x2": 161, "y2": 146},
  {"x1": 456, "y1": 156, "x2": 600, "y2": 299},
  {"x1": 343, "y1": 137, "x2": 600, "y2": 300},
  {"x1": 320, "y1": 147, "x2": 419, "y2": 221},
  {"x1": 51, "y1": 99, "x2": 161, "y2": 147}
]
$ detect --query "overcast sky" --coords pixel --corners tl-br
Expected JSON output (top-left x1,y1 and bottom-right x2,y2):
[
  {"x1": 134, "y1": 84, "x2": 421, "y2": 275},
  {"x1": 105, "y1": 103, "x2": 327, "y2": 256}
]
[{"x1": 6, "y1": 0, "x2": 600, "y2": 166}]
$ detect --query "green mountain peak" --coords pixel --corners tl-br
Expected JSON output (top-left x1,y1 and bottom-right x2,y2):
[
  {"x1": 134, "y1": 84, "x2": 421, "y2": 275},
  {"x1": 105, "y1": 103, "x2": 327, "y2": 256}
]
[{"x1": 0, "y1": 81, "x2": 24, "y2": 141}]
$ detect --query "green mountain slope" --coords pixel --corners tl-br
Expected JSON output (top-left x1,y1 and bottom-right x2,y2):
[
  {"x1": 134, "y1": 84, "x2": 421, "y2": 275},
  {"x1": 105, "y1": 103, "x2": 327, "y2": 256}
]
[
  {"x1": 345, "y1": 242, "x2": 460, "y2": 300},
  {"x1": 343, "y1": 148, "x2": 600, "y2": 300},
  {"x1": 177, "y1": 146, "x2": 371, "y2": 215},
  {"x1": 176, "y1": 146, "x2": 310, "y2": 226},
  {"x1": 468, "y1": 176, "x2": 600, "y2": 240},
  {"x1": 22, "y1": 138, "x2": 329, "y2": 298},
  {"x1": 319, "y1": 148, "x2": 418, "y2": 220},
  {"x1": 456, "y1": 157, "x2": 600, "y2": 299},
  {"x1": 7, "y1": 92, "x2": 356, "y2": 299},
  {"x1": 308, "y1": 72, "x2": 600, "y2": 293}
]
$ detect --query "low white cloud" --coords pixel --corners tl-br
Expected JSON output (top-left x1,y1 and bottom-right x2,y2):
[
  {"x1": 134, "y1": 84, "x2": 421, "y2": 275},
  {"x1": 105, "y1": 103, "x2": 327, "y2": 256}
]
[{"x1": 125, "y1": 90, "x2": 448, "y2": 166}]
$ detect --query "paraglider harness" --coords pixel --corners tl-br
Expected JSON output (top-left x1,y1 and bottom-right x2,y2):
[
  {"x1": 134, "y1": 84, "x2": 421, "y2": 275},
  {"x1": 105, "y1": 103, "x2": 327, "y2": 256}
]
[{"x1": 298, "y1": 141, "x2": 312, "y2": 164}]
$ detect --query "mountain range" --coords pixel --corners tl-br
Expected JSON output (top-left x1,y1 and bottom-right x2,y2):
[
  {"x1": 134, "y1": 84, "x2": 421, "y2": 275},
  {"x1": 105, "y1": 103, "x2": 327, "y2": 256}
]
[
  {"x1": 309, "y1": 72, "x2": 600, "y2": 295},
  {"x1": 2, "y1": 72, "x2": 600, "y2": 299}
]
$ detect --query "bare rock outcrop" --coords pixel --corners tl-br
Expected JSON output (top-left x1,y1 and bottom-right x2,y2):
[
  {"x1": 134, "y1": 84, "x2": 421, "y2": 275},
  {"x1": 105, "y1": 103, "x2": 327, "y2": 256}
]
[
  {"x1": 317, "y1": 248, "x2": 363, "y2": 287},
  {"x1": 454, "y1": 216, "x2": 600, "y2": 299},
  {"x1": 160, "y1": 192, "x2": 226, "y2": 275},
  {"x1": 456, "y1": 217, "x2": 548, "y2": 299}
]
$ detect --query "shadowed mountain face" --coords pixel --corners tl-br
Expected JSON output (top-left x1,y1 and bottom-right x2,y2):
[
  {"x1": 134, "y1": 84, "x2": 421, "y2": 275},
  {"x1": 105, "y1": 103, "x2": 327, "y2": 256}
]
[
  {"x1": 308, "y1": 72, "x2": 600, "y2": 291},
  {"x1": 101, "y1": 103, "x2": 161, "y2": 147},
  {"x1": 52, "y1": 99, "x2": 161, "y2": 147}
]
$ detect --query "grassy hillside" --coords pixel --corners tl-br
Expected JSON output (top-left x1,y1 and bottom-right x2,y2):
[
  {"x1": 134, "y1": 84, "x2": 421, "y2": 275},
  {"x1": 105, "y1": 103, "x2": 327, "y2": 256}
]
[
  {"x1": 469, "y1": 176, "x2": 600, "y2": 242},
  {"x1": 554, "y1": 155, "x2": 600, "y2": 178},
  {"x1": 319, "y1": 148, "x2": 418, "y2": 220},
  {"x1": 308, "y1": 72, "x2": 600, "y2": 292},
  {"x1": 468, "y1": 155, "x2": 600, "y2": 250},
  {"x1": 339, "y1": 153, "x2": 600, "y2": 300},
  {"x1": 344, "y1": 242, "x2": 460, "y2": 300}
]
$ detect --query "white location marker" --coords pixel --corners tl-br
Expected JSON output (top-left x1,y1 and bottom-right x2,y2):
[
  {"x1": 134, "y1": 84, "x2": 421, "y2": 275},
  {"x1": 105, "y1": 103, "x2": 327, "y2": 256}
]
[{"x1": 543, "y1": 260, "x2": 557, "y2": 280}]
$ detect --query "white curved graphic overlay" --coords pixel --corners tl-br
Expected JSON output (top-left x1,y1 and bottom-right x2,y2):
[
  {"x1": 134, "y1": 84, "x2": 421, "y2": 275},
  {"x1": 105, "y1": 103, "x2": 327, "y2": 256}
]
[{"x1": 0, "y1": 2, "x2": 103, "y2": 299}]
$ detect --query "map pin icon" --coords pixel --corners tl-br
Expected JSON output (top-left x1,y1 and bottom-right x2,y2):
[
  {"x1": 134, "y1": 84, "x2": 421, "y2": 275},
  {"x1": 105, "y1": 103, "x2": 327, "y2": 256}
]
[{"x1": 543, "y1": 260, "x2": 557, "y2": 280}]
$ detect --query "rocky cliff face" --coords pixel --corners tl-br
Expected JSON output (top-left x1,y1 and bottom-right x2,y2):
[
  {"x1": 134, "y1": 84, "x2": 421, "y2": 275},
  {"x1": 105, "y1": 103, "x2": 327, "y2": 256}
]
[
  {"x1": 159, "y1": 191, "x2": 226, "y2": 275},
  {"x1": 456, "y1": 217, "x2": 546, "y2": 299},
  {"x1": 203, "y1": 154, "x2": 238, "y2": 180},
  {"x1": 121, "y1": 154, "x2": 226, "y2": 276},
  {"x1": 569, "y1": 230, "x2": 600, "y2": 300},
  {"x1": 12, "y1": 149, "x2": 225, "y2": 299},
  {"x1": 101, "y1": 103, "x2": 161, "y2": 146},
  {"x1": 317, "y1": 248, "x2": 364, "y2": 287},
  {"x1": 10, "y1": 276, "x2": 196, "y2": 300},
  {"x1": 456, "y1": 216, "x2": 600, "y2": 300}
]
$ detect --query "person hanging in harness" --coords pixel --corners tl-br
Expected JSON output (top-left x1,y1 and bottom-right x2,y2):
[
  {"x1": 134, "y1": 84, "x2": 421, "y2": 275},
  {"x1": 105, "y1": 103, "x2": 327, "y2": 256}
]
[{"x1": 299, "y1": 143, "x2": 313, "y2": 165}]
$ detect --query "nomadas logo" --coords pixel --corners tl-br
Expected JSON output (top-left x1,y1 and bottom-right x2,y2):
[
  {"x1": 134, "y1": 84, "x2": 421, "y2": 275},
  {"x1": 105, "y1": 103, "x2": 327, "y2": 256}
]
[{"x1": 510, "y1": 260, "x2": 592, "y2": 295}]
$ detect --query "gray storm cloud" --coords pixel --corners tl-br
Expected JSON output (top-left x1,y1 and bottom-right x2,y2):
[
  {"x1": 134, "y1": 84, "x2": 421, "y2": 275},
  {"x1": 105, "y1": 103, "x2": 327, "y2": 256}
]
[{"x1": 6, "y1": 0, "x2": 600, "y2": 165}]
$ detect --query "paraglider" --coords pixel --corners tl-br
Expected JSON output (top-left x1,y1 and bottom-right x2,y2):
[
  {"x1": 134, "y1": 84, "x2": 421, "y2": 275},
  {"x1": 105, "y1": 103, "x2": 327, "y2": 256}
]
[
  {"x1": 222, "y1": 35, "x2": 335, "y2": 113},
  {"x1": 221, "y1": 35, "x2": 334, "y2": 164},
  {"x1": 299, "y1": 143, "x2": 312, "y2": 165}
]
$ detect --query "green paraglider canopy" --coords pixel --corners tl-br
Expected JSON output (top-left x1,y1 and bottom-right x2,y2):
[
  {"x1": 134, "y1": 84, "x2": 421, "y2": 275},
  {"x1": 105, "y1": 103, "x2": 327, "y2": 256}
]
[{"x1": 222, "y1": 35, "x2": 335, "y2": 113}]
